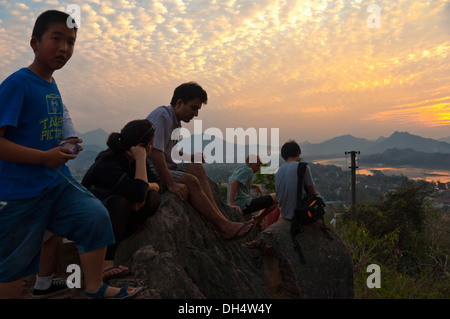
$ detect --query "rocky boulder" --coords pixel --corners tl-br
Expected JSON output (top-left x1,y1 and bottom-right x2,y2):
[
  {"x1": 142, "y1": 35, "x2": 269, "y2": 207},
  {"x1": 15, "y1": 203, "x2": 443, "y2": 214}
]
[
  {"x1": 23, "y1": 180, "x2": 354, "y2": 299},
  {"x1": 112, "y1": 181, "x2": 354, "y2": 299}
]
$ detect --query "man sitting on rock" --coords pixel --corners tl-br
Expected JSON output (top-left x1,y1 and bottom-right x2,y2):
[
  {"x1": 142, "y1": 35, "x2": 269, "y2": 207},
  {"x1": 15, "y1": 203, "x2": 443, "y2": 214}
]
[
  {"x1": 146, "y1": 82, "x2": 254, "y2": 240},
  {"x1": 275, "y1": 141, "x2": 316, "y2": 220},
  {"x1": 227, "y1": 154, "x2": 278, "y2": 226}
]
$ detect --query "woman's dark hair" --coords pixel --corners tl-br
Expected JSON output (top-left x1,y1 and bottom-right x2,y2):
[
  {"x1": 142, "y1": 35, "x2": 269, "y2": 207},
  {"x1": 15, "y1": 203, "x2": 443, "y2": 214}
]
[
  {"x1": 280, "y1": 140, "x2": 301, "y2": 160},
  {"x1": 107, "y1": 119, "x2": 155, "y2": 154},
  {"x1": 170, "y1": 82, "x2": 208, "y2": 107},
  {"x1": 32, "y1": 10, "x2": 78, "y2": 40}
]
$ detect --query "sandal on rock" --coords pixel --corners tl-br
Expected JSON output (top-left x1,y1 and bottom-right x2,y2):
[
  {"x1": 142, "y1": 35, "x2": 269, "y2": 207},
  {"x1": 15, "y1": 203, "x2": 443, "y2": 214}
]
[
  {"x1": 85, "y1": 283, "x2": 142, "y2": 299},
  {"x1": 103, "y1": 265, "x2": 131, "y2": 282},
  {"x1": 225, "y1": 220, "x2": 255, "y2": 241}
]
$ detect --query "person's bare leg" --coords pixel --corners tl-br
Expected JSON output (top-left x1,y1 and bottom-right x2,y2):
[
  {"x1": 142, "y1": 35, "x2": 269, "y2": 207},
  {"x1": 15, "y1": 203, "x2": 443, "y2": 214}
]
[
  {"x1": 180, "y1": 173, "x2": 254, "y2": 239},
  {"x1": 38, "y1": 235, "x2": 62, "y2": 277},
  {"x1": 80, "y1": 247, "x2": 136, "y2": 298},
  {"x1": 186, "y1": 164, "x2": 224, "y2": 216},
  {"x1": 0, "y1": 280, "x2": 22, "y2": 299},
  {"x1": 1, "y1": 236, "x2": 64, "y2": 299}
]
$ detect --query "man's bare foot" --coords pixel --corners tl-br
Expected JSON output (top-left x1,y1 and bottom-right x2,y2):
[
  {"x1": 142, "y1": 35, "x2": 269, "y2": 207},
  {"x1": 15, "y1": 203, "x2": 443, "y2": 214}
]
[{"x1": 222, "y1": 220, "x2": 254, "y2": 240}]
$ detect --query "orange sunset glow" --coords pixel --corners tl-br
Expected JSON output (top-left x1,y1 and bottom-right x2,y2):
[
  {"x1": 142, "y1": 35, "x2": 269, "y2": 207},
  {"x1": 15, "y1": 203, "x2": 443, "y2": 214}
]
[{"x1": 0, "y1": 0, "x2": 449, "y2": 143}]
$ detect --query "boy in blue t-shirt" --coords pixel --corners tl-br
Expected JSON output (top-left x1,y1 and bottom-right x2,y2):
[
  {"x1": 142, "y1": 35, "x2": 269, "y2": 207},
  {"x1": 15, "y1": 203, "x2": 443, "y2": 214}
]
[{"x1": 0, "y1": 10, "x2": 140, "y2": 298}]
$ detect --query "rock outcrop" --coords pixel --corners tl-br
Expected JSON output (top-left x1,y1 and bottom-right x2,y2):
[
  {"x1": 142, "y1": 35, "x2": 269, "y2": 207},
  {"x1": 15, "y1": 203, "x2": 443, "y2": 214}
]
[
  {"x1": 23, "y1": 180, "x2": 354, "y2": 299},
  {"x1": 113, "y1": 181, "x2": 354, "y2": 299}
]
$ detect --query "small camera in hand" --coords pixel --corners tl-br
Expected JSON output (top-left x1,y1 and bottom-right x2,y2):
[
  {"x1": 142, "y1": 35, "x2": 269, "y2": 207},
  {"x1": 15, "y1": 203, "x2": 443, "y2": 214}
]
[{"x1": 61, "y1": 141, "x2": 79, "y2": 155}]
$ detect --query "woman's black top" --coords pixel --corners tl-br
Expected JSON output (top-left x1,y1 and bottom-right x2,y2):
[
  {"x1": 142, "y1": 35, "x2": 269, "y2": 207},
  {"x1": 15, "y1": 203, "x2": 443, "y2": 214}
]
[{"x1": 81, "y1": 150, "x2": 162, "y2": 202}]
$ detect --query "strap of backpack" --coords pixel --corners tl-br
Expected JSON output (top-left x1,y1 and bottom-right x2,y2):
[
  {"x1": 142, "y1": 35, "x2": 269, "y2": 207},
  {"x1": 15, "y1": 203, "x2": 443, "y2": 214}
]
[
  {"x1": 296, "y1": 162, "x2": 308, "y2": 207},
  {"x1": 291, "y1": 162, "x2": 308, "y2": 264}
]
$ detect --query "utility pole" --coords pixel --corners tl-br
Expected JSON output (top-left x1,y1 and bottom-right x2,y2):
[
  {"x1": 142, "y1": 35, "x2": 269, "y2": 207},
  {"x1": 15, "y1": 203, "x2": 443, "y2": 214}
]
[{"x1": 345, "y1": 151, "x2": 360, "y2": 222}]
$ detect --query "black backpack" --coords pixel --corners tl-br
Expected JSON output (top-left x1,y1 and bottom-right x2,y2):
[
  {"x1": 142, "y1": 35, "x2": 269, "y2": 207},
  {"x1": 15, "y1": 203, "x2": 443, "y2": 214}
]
[{"x1": 291, "y1": 163, "x2": 334, "y2": 264}]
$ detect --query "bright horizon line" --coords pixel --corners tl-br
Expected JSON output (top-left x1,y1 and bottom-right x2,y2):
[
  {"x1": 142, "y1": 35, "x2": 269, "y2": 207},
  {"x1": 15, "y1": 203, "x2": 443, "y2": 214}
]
[{"x1": 78, "y1": 127, "x2": 450, "y2": 145}]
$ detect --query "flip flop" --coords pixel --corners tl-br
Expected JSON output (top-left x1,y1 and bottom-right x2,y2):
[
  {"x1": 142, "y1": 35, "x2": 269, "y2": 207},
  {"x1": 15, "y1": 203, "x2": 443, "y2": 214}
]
[
  {"x1": 226, "y1": 220, "x2": 255, "y2": 241},
  {"x1": 85, "y1": 283, "x2": 142, "y2": 299},
  {"x1": 103, "y1": 265, "x2": 131, "y2": 282}
]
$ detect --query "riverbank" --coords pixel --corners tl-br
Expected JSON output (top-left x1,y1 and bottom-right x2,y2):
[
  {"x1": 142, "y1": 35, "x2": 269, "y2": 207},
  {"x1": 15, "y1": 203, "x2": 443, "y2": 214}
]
[{"x1": 309, "y1": 157, "x2": 450, "y2": 183}]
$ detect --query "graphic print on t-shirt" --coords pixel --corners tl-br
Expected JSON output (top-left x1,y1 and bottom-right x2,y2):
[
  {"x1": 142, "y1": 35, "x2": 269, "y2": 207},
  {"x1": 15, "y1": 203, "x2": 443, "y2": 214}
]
[{"x1": 40, "y1": 93, "x2": 63, "y2": 141}]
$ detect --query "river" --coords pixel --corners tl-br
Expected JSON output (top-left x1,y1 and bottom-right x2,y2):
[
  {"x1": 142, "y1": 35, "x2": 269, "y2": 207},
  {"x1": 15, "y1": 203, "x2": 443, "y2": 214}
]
[{"x1": 310, "y1": 157, "x2": 450, "y2": 183}]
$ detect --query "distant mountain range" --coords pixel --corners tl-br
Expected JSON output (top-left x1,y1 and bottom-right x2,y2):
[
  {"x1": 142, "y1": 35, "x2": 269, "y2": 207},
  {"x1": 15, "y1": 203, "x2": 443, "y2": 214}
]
[
  {"x1": 68, "y1": 129, "x2": 450, "y2": 176},
  {"x1": 78, "y1": 128, "x2": 109, "y2": 148},
  {"x1": 77, "y1": 128, "x2": 278, "y2": 164},
  {"x1": 77, "y1": 129, "x2": 450, "y2": 157},
  {"x1": 300, "y1": 131, "x2": 450, "y2": 158}
]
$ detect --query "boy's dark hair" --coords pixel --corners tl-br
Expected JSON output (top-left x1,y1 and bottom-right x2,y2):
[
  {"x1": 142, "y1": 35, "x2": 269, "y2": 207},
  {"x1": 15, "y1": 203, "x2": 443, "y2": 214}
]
[
  {"x1": 170, "y1": 82, "x2": 208, "y2": 107},
  {"x1": 32, "y1": 10, "x2": 78, "y2": 40},
  {"x1": 281, "y1": 140, "x2": 301, "y2": 160}
]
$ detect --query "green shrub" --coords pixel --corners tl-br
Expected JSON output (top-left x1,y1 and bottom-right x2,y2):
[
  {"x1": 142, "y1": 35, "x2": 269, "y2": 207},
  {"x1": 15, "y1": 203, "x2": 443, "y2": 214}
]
[{"x1": 335, "y1": 180, "x2": 449, "y2": 298}]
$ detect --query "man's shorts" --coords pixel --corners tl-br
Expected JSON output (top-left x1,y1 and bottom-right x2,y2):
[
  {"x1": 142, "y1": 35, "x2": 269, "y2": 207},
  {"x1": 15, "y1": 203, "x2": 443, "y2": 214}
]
[
  {"x1": 242, "y1": 195, "x2": 274, "y2": 215},
  {"x1": 0, "y1": 178, "x2": 115, "y2": 283}
]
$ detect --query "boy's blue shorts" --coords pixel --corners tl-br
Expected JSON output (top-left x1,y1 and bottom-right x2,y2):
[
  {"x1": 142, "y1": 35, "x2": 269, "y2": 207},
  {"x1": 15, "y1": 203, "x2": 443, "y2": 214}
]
[{"x1": 0, "y1": 178, "x2": 115, "y2": 283}]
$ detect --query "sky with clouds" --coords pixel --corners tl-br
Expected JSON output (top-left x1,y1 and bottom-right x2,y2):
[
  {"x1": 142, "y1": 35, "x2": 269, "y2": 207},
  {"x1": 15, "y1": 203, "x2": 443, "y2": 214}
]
[{"x1": 0, "y1": 0, "x2": 449, "y2": 144}]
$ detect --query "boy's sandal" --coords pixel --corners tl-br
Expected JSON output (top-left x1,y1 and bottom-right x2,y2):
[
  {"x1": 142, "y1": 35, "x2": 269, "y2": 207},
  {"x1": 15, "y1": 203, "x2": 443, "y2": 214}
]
[{"x1": 85, "y1": 283, "x2": 142, "y2": 299}]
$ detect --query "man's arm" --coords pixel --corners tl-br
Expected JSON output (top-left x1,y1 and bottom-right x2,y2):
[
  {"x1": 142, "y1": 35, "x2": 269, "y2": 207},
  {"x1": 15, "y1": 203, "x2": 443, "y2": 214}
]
[
  {"x1": 150, "y1": 149, "x2": 188, "y2": 201},
  {"x1": 0, "y1": 126, "x2": 75, "y2": 167},
  {"x1": 304, "y1": 166, "x2": 316, "y2": 196},
  {"x1": 251, "y1": 184, "x2": 263, "y2": 196},
  {"x1": 61, "y1": 104, "x2": 83, "y2": 153},
  {"x1": 306, "y1": 185, "x2": 316, "y2": 196},
  {"x1": 62, "y1": 104, "x2": 79, "y2": 139}
]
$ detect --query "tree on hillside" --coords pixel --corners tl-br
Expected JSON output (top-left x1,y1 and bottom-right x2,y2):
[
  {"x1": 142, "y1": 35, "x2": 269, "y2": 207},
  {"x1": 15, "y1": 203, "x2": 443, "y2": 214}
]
[
  {"x1": 337, "y1": 179, "x2": 449, "y2": 297},
  {"x1": 356, "y1": 181, "x2": 441, "y2": 274}
]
